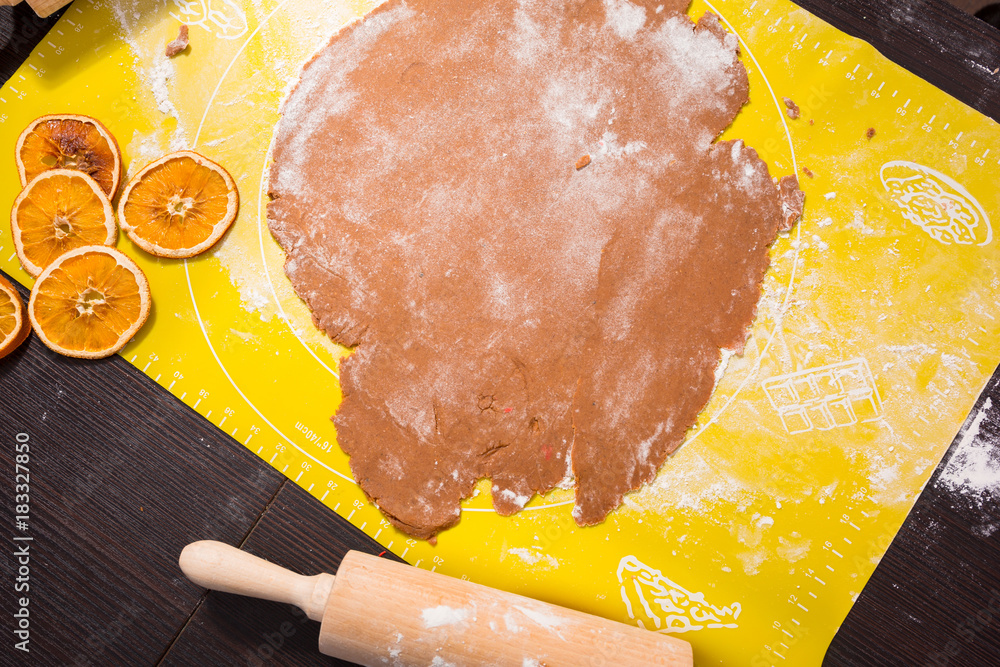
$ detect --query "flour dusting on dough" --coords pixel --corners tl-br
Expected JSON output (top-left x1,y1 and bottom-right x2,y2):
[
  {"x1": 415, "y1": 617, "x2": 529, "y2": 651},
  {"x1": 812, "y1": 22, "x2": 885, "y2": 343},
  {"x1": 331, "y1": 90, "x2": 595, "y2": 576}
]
[
  {"x1": 603, "y1": 0, "x2": 647, "y2": 40},
  {"x1": 268, "y1": 0, "x2": 802, "y2": 539},
  {"x1": 508, "y1": 547, "x2": 560, "y2": 569},
  {"x1": 273, "y1": 4, "x2": 418, "y2": 197}
]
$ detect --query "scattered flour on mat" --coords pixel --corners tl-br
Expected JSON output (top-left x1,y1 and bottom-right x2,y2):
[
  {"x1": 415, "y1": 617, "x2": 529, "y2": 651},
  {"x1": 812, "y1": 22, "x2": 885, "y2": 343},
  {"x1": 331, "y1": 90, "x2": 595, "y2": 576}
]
[
  {"x1": 430, "y1": 658, "x2": 456, "y2": 667},
  {"x1": 776, "y1": 533, "x2": 811, "y2": 563},
  {"x1": 938, "y1": 398, "x2": 998, "y2": 508},
  {"x1": 523, "y1": 659, "x2": 543, "y2": 667},
  {"x1": 239, "y1": 281, "x2": 271, "y2": 312},
  {"x1": 737, "y1": 550, "x2": 766, "y2": 576},
  {"x1": 421, "y1": 605, "x2": 471, "y2": 629},
  {"x1": 732, "y1": 511, "x2": 774, "y2": 575},
  {"x1": 883, "y1": 343, "x2": 939, "y2": 359},
  {"x1": 623, "y1": 452, "x2": 743, "y2": 515},
  {"x1": 228, "y1": 328, "x2": 256, "y2": 343},
  {"x1": 149, "y1": 57, "x2": 179, "y2": 117},
  {"x1": 210, "y1": 222, "x2": 280, "y2": 320},
  {"x1": 508, "y1": 547, "x2": 559, "y2": 569},
  {"x1": 111, "y1": 7, "x2": 188, "y2": 155},
  {"x1": 126, "y1": 130, "x2": 168, "y2": 170},
  {"x1": 863, "y1": 460, "x2": 907, "y2": 505}
]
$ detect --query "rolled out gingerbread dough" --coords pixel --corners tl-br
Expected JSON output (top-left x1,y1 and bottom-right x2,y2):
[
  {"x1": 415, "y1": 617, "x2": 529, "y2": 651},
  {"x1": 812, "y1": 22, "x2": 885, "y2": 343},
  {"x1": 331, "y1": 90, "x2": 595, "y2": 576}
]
[{"x1": 268, "y1": 0, "x2": 802, "y2": 539}]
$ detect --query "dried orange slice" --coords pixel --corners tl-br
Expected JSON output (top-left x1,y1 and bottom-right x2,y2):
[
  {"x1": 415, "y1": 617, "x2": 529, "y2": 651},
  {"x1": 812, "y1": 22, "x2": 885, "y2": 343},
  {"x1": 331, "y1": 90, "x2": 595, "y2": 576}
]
[
  {"x1": 0, "y1": 273, "x2": 29, "y2": 360},
  {"x1": 11, "y1": 169, "x2": 117, "y2": 278},
  {"x1": 28, "y1": 246, "x2": 151, "y2": 360},
  {"x1": 16, "y1": 114, "x2": 122, "y2": 198},
  {"x1": 118, "y1": 151, "x2": 239, "y2": 259}
]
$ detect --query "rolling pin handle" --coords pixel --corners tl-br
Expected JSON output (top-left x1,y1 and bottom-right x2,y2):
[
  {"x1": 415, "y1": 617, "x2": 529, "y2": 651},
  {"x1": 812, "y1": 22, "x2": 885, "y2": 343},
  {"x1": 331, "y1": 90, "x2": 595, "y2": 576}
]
[{"x1": 179, "y1": 540, "x2": 333, "y2": 622}]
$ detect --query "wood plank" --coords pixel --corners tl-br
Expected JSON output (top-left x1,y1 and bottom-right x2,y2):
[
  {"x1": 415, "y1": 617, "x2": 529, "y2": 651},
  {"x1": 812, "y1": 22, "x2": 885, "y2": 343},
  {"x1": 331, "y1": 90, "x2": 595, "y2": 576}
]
[
  {"x1": 794, "y1": 0, "x2": 1000, "y2": 123},
  {"x1": 0, "y1": 2, "x2": 63, "y2": 75},
  {"x1": 0, "y1": 271, "x2": 285, "y2": 665},
  {"x1": 160, "y1": 481, "x2": 401, "y2": 666},
  {"x1": 946, "y1": 0, "x2": 997, "y2": 16}
]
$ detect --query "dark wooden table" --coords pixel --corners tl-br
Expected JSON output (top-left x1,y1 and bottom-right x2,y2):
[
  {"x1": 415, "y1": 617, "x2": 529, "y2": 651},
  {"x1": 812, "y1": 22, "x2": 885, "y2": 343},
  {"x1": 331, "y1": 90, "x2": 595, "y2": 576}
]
[{"x1": 1, "y1": 1, "x2": 999, "y2": 665}]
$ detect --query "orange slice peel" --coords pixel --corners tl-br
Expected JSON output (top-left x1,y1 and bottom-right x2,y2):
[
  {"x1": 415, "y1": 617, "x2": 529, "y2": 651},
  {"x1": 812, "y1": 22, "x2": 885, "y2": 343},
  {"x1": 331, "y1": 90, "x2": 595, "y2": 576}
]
[
  {"x1": 118, "y1": 150, "x2": 240, "y2": 259},
  {"x1": 11, "y1": 169, "x2": 117, "y2": 278},
  {"x1": 0, "y1": 273, "x2": 30, "y2": 360},
  {"x1": 28, "y1": 245, "x2": 151, "y2": 360},
  {"x1": 16, "y1": 114, "x2": 122, "y2": 198}
]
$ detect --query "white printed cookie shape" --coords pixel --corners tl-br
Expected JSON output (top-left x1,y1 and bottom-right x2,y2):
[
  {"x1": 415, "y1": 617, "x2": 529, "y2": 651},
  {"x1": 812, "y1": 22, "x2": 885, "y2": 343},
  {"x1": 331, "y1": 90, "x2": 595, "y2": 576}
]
[{"x1": 880, "y1": 161, "x2": 992, "y2": 246}]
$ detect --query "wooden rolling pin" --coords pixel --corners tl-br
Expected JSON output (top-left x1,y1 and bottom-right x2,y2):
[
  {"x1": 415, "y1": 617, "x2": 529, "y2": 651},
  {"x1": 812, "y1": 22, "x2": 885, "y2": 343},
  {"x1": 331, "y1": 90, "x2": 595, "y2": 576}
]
[
  {"x1": 180, "y1": 541, "x2": 693, "y2": 667},
  {"x1": 0, "y1": 0, "x2": 72, "y2": 17}
]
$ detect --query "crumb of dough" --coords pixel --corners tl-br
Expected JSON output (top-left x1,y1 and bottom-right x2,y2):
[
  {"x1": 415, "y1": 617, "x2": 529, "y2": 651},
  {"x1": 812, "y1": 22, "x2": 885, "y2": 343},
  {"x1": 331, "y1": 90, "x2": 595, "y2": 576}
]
[
  {"x1": 866, "y1": 127, "x2": 876, "y2": 140},
  {"x1": 575, "y1": 155, "x2": 591, "y2": 170},
  {"x1": 165, "y1": 24, "x2": 189, "y2": 58},
  {"x1": 783, "y1": 97, "x2": 800, "y2": 120},
  {"x1": 779, "y1": 176, "x2": 806, "y2": 231},
  {"x1": 802, "y1": 166, "x2": 814, "y2": 178}
]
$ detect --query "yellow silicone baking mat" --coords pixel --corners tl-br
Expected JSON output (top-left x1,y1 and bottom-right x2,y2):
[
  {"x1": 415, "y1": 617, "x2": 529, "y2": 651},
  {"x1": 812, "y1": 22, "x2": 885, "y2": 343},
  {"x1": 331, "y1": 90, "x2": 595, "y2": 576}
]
[{"x1": 1, "y1": 0, "x2": 997, "y2": 664}]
